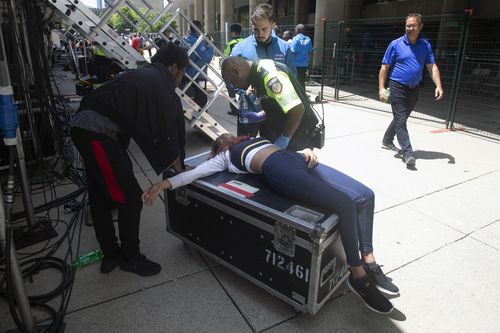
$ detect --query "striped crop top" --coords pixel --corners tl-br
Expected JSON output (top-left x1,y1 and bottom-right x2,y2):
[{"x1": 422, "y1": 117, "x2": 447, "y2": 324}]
[
  {"x1": 230, "y1": 137, "x2": 273, "y2": 172},
  {"x1": 167, "y1": 138, "x2": 274, "y2": 190}
]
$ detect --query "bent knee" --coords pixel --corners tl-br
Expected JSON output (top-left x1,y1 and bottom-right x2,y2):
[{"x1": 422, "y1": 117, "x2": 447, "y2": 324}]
[{"x1": 354, "y1": 187, "x2": 374, "y2": 205}]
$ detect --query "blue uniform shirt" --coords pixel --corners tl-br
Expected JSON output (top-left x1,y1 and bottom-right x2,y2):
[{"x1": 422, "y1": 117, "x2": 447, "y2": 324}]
[
  {"x1": 290, "y1": 33, "x2": 312, "y2": 68},
  {"x1": 184, "y1": 32, "x2": 214, "y2": 80},
  {"x1": 231, "y1": 32, "x2": 296, "y2": 75},
  {"x1": 382, "y1": 34, "x2": 435, "y2": 88}
]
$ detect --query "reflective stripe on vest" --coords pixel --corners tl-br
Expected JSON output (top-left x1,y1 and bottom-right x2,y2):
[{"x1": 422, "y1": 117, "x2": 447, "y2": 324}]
[{"x1": 257, "y1": 60, "x2": 301, "y2": 113}]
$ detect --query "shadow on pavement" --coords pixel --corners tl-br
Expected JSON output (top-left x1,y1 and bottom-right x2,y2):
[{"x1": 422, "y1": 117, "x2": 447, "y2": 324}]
[
  {"x1": 413, "y1": 150, "x2": 456, "y2": 164},
  {"x1": 388, "y1": 307, "x2": 407, "y2": 321}
]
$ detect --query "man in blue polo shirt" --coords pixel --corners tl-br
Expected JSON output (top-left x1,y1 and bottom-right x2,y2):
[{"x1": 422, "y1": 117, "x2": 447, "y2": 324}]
[
  {"x1": 379, "y1": 13, "x2": 443, "y2": 167},
  {"x1": 291, "y1": 24, "x2": 313, "y2": 90}
]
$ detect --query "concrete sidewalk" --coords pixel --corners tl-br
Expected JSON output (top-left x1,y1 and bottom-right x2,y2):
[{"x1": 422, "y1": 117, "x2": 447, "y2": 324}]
[{"x1": 1, "y1": 82, "x2": 499, "y2": 332}]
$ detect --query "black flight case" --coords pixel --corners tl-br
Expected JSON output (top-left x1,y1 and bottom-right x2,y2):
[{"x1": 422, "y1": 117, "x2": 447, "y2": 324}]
[{"x1": 164, "y1": 153, "x2": 349, "y2": 315}]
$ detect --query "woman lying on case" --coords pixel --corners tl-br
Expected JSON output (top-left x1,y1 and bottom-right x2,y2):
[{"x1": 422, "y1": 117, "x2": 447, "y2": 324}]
[{"x1": 142, "y1": 133, "x2": 399, "y2": 314}]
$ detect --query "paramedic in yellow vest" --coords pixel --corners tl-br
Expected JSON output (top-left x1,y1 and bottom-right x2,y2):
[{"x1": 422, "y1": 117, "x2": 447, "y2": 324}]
[
  {"x1": 222, "y1": 56, "x2": 304, "y2": 149},
  {"x1": 88, "y1": 44, "x2": 115, "y2": 83},
  {"x1": 224, "y1": 24, "x2": 244, "y2": 116},
  {"x1": 224, "y1": 24, "x2": 244, "y2": 56}
]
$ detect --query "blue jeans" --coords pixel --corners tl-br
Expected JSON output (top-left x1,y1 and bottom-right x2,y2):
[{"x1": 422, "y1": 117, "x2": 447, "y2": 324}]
[
  {"x1": 383, "y1": 80, "x2": 419, "y2": 158},
  {"x1": 262, "y1": 150, "x2": 375, "y2": 266}
]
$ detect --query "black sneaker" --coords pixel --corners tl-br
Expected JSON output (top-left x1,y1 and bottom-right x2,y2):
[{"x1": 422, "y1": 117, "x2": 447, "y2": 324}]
[
  {"x1": 100, "y1": 256, "x2": 121, "y2": 274},
  {"x1": 119, "y1": 254, "x2": 161, "y2": 276},
  {"x1": 347, "y1": 275, "x2": 393, "y2": 314},
  {"x1": 381, "y1": 141, "x2": 400, "y2": 152},
  {"x1": 404, "y1": 155, "x2": 416, "y2": 166},
  {"x1": 363, "y1": 263, "x2": 400, "y2": 296}
]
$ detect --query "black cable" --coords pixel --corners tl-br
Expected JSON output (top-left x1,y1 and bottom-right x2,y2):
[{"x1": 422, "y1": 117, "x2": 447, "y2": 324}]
[
  {"x1": 1, "y1": 124, "x2": 84, "y2": 333},
  {"x1": 0, "y1": 1, "x2": 94, "y2": 330},
  {"x1": 11, "y1": 186, "x2": 86, "y2": 221},
  {"x1": 5, "y1": 226, "x2": 32, "y2": 333},
  {"x1": 9, "y1": 220, "x2": 69, "y2": 260},
  {"x1": 1, "y1": 196, "x2": 84, "y2": 332},
  {"x1": 19, "y1": 257, "x2": 74, "y2": 303},
  {"x1": 4, "y1": 144, "x2": 33, "y2": 332}
]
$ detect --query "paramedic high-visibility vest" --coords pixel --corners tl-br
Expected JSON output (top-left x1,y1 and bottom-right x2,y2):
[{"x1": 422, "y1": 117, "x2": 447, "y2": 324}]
[
  {"x1": 224, "y1": 37, "x2": 244, "y2": 56},
  {"x1": 251, "y1": 59, "x2": 321, "y2": 151},
  {"x1": 93, "y1": 46, "x2": 107, "y2": 57},
  {"x1": 252, "y1": 59, "x2": 302, "y2": 115}
]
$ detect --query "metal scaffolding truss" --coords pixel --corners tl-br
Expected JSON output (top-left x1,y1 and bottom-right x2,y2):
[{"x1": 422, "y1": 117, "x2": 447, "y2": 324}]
[
  {"x1": 45, "y1": 0, "x2": 235, "y2": 140},
  {"x1": 169, "y1": 9, "x2": 235, "y2": 140},
  {"x1": 46, "y1": 0, "x2": 147, "y2": 68}
]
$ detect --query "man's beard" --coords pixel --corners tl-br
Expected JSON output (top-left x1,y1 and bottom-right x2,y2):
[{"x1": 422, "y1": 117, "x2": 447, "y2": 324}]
[{"x1": 256, "y1": 36, "x2": 272, "y2": 46}]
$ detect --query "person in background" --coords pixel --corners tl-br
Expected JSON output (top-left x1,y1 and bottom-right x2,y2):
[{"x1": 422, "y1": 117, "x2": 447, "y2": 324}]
[
  {"x1": 282, "y1": 30, "x2": 293, "y2": 45},
  {"x1": 291, "y1": 24, "x2": 313, "y2": 91},
  {"x1": 142, "y1": 35, "x2": 153, "y2": 58},
  {"x1": 87, "y1": 43, "x2": 120, "y2": 83},
  {"x1": 379, "y1": 13, "x2": 443, "y2": 167},
  {"x1": 230, "y1": 3, "x2": 295, "y2": 137},
  {"x1": 141, "y1": 30, "x2": 175, "y2": 58},
  {"x1": 183, "y1": 20, "x2": 214, "y2": 109},
  {"x1": 70, "y1": 44, "x2": 189, "y2": 277},
  {"x1": 131, "y1": 34, "x2": 141, "y2": 51},
  {"x1": 222, "y1": 56, "x2": 304, "y2": 149},
  {"x1": 143, "y1": 133, "x2": 399, "y2": 315},
  {"x1": 224, "y1": 23, "x2": 244, "y2": 57},
  {"x1": 231, "y1": 3, "x2": 295, "y2": 74},
  {"x1": 224, "y1": 23, "x2": 244, "y2": 116}
]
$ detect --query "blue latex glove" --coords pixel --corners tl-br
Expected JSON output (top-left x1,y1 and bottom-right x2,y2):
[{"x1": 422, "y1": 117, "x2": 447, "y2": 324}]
[{"x1": 274, "y1": 135, "x2": 291, "y2": 149}]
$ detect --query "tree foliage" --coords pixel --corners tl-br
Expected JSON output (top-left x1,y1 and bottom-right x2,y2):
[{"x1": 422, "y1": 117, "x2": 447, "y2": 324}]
[{"x1": 107, "y1": 7, "x2": 177, "y2": 33}]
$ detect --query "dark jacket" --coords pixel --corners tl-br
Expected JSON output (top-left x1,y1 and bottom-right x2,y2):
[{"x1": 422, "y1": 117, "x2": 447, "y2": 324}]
[{"x1": 79, "y1": 62, "x2": 185, "y2": 174}]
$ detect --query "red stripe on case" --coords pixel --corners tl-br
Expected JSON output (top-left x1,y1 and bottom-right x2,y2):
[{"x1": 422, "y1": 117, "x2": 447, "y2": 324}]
[{"x1": 219, "y1": 183, "x2": 253, "y2": 197}]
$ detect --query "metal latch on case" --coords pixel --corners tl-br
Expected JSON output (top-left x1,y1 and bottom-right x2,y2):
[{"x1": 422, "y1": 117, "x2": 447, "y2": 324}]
[
  {"x1": 175, "y1": 188, "x2": 190, "y2": 206},
  {"x1": 274, "y1": 221, "x2": 296, "y2": 257}
]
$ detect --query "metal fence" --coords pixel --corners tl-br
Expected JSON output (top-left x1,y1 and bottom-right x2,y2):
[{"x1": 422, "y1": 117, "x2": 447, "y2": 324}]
[
  {"x1": 321, "y1": 14, "x2": 500, "y2": 140},
  {"x1": 213, "y1": 14, "x2": 500, "y2": 140},
  {"x1": 452, "y1": 16, "x2": 500, "y2": 138},
  {"x1": 322, "y1": 16, "x2": 454, "y2": 122}
]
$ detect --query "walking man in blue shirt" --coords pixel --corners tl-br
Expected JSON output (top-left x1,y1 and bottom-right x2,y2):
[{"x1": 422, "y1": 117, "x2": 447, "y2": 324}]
[
  {"x1": 379, "y1": 13, "x2": 443, "y2": 167},
  {"x1": 291, "y1": 24, "x2": 313, "y2": 90}
]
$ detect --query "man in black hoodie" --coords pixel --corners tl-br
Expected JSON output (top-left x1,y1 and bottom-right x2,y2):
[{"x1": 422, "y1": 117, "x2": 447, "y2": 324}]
[{"x1": 70, "y1": 44, "x2": 188, "y2": 276}]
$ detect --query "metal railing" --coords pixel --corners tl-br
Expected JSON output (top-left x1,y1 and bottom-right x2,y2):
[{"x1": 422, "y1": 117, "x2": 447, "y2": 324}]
[
  {"x1": 322, "y1": 14, "x2": 500, "y2": 140},
  {"x1": 213, "y1": 14, "x2": 499, "y2": 140}
]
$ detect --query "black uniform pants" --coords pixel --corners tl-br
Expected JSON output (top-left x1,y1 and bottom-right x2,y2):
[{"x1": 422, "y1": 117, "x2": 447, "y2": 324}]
[
  {"x1": 296, "y1": 67, "x2": 308, "y2": 91},
  {"x1": 227, "y1": 84, "x2": 238, "y2": 115},
  {"x1": 71, "y1": 127, "x2": 143, "y2": 260},
  {"x1": 182, "y1": 77, "x2": 208, "y2": 110},
  {"x1": 192, "y1": 82, "x2": 208, "y2": 109}
]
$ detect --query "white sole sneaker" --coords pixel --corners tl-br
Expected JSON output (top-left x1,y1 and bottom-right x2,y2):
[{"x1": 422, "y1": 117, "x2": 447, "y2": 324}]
[{"x1": 376, "y1": 284, "x2": 400, "y2": 296}]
